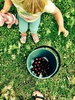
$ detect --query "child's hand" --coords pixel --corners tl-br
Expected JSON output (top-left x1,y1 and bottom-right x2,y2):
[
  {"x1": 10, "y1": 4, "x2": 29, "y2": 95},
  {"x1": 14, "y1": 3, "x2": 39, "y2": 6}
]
[{"x1": 58, "y1": 26, "x2": 69, "y2": 37}]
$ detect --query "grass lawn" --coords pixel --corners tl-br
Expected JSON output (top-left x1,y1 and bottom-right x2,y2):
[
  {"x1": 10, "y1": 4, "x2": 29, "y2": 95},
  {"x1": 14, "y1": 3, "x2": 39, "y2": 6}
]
[{"x1": 0, "y1": 0, "x2": 75, "y2": 100}]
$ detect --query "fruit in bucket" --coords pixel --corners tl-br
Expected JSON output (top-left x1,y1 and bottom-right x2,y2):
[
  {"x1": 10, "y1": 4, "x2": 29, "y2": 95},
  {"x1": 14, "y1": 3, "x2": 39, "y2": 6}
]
[{"x1": 31, "y1": 57, "x2": 51, "y2": 77}]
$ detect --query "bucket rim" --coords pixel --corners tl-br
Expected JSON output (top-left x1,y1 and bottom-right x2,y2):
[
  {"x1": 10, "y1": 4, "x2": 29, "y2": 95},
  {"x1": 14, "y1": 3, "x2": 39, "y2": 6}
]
[{"x1": 27, "y1": 46, "x2": 61, "y2": 79}]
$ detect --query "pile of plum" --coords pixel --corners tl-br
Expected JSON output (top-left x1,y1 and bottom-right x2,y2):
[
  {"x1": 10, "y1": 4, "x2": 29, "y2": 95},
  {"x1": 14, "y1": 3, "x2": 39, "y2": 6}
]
[{"x1": 31, "y1": 57, "x2": 51, "y2": 77}]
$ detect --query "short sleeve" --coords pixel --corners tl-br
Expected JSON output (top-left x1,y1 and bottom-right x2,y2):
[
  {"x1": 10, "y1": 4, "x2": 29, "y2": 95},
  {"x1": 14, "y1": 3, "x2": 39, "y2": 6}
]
[{"x1": 44, "y1": 0, "x2": 56, "y2": 13}]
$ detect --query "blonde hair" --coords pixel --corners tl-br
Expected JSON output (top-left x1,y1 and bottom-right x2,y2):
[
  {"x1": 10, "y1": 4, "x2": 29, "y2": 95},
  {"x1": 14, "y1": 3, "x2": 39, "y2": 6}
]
[{"x1": 21, "y1": 0, "x2": 47, "y2": 14}]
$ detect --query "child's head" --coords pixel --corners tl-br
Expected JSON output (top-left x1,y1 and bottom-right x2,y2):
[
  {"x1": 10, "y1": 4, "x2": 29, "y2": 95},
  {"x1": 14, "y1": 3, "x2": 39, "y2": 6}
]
[{"x1": 22, "y1": 0, "x2": 47, "y2": 14}]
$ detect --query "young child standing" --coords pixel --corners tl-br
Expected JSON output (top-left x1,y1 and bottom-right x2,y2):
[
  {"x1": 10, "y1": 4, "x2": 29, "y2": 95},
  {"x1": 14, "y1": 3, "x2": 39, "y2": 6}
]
[{"x1": 1, "y1": 0, "x2": 68, "y2": 43}]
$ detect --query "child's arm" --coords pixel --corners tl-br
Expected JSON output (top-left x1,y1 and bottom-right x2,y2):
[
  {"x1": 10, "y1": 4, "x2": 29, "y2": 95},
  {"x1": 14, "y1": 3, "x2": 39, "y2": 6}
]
[
  {"x1": 52, "y1": 7, "x2": 69, "y2": 37},
  {"x1": 1, "y1": 0, "x2": 13, "y2": 13}
]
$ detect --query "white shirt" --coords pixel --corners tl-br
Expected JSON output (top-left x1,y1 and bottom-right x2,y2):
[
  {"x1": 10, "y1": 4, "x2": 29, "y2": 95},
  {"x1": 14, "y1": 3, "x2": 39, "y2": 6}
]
[{"x1": 11, "y1": 0, "x2": 56, "y2": 22}]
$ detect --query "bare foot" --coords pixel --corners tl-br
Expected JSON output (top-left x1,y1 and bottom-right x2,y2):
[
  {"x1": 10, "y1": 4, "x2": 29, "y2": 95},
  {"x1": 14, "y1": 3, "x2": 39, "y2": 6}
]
[
  {"x1": 31, "y1": 34, "x2": 39, "y2": 43},
  {"x1": 20, "y1": 32, "x2": 27, "y2": 44}
]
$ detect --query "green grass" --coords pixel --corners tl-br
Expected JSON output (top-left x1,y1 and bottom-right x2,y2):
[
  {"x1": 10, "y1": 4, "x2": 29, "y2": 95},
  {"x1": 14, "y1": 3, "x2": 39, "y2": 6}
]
[{"x1": 0, "y1": 0, "x2": 75, "y2": 100}]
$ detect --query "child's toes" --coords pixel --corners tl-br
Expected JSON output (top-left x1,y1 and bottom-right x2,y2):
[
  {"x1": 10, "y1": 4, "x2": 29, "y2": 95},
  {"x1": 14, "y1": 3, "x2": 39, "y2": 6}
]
[
  {"x1": 20, "y1": 36, "x2": 26, "y2": 44},
  {"x1": 31, "y1": 34, "x2": 39, "y2": 43}
]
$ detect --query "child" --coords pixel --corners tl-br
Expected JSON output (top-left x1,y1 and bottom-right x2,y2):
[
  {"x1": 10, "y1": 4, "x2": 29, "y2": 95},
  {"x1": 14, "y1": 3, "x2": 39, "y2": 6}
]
[{"x1": 1, "y1": 0, "x2": 68, "y2": 44}]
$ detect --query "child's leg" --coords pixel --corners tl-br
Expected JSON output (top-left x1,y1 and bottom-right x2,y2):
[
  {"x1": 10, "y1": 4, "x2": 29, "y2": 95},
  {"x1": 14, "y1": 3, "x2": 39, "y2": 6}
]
[
  {"x1": 17, "y1": 14, "x2": 28, "y2": 43},
  {"x1": 29, "y1": 17, "x2": 41, "y2": 43}
]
